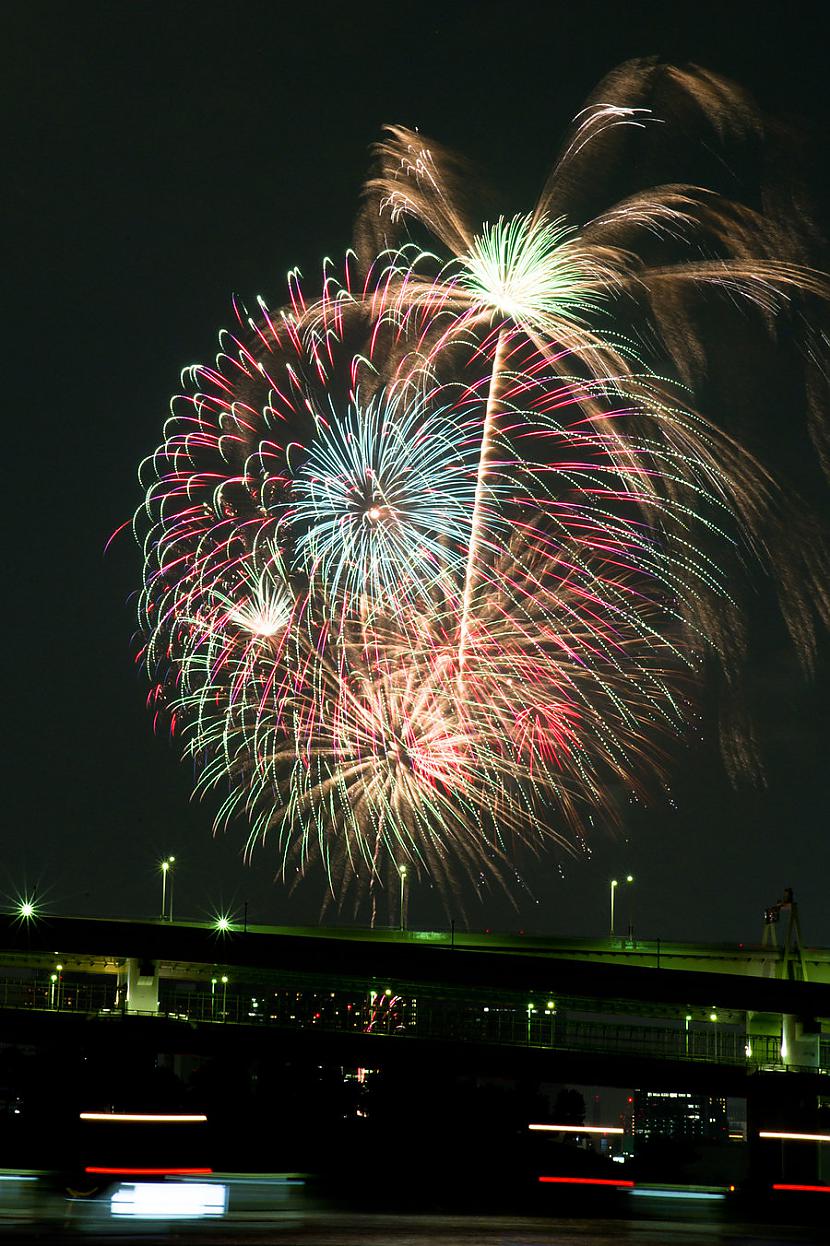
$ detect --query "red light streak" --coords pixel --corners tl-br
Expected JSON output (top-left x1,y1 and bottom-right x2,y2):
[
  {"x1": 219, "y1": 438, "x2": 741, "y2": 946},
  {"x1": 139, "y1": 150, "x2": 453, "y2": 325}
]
[
  {"x1": 84, "y1": 1167, "x2": 213, "y2": 1176},
  {"x1": 538, "y1": 1176, "x2": 634, "y2": 1187},
  {"x1": 772, "y1": 1183, "x2": 830, "y2": 1193}
]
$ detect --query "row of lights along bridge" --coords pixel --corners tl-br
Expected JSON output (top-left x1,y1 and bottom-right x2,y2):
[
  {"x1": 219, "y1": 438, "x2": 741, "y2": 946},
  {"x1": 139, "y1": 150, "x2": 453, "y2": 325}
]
[
  {"x1": 17, "y1": 863, "x2": 634, "y2": 937},
  {"x1": 167, "y1": 860, "x2": 633, "y2": 934}
]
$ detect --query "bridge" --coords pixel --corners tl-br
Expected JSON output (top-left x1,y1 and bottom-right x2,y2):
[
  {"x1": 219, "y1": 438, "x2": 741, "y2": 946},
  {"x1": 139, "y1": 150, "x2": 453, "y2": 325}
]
[{"x1": 1, "y1": 914, "x2": 828, "y2": 1091}]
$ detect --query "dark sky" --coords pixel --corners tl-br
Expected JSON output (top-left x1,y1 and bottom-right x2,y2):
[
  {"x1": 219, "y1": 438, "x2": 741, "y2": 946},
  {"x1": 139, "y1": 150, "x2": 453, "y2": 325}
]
[{"x1": 6, "y1": 1, "x2": 829, "y2": 944}]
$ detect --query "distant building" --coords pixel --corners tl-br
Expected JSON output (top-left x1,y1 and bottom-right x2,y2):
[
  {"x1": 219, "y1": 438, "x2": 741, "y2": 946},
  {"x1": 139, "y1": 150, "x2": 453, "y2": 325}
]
[
  {"x1": 633, "y1": 1090, "x2": 728, "y2": 1143},
  {"x1": 620, "y1": 1095, "x2": 635, "y2": 1156}
]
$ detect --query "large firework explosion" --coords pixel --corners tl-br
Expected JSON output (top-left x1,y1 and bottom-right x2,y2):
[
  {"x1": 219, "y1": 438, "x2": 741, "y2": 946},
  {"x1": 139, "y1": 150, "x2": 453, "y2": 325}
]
[{"x1": 135, "y1": 60, "x2": 829, "y2": 917}]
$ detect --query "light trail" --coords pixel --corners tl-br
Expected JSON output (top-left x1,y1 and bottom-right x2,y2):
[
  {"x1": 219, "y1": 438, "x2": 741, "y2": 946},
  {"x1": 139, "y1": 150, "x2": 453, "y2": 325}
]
[{"x1": 529, "y1": 1123, "x2": 624, "y2": 1134}]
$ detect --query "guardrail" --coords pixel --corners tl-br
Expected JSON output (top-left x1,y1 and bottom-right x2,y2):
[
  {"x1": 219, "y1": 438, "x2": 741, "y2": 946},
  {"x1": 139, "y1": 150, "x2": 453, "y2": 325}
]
[
  {"x1": 0, "y1": 980, "x2": 115, "y2": 1012},
  {"x1": 2, "y1": 975, "x2": 812, "y2": 1072}
]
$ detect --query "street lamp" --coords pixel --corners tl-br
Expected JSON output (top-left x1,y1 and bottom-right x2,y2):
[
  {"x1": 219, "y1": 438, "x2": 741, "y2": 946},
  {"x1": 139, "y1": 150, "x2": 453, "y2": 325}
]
[
  {"x1": 221, "y1": 974, "x2": 229, "y2": 1020},
  {"x1": 399, "y1": 865, "x2": 408, "y2": 932},
  {"x1": 160, "y1": 856, "x2": 175, "y2": 921},
  {"x1": 56, "y1": 963, "x2": 63, "y2": 1010},
  {"x1": 168, "y1": 857, "x2": 176, "y2": 923},
  {"x1": 49, "y1": 973, "x2": 58, "y2": 1009},
  {"x1": 17, "y1": 893, "x2": 38, "y2": 922},
  {"x1": 210, "y1": 977, "x2": 217, "y2": 1019},
  {"x1": 625, "y1": 874, "x2": 634, "y2": 939},
  {"x1": 610, "y1": 875, "x2": 634, "y2": 938}
]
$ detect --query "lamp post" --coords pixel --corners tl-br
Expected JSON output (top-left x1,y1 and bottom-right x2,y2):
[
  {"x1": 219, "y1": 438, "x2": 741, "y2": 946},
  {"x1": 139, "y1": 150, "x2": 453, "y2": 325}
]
[
  {"x1": 221, "y1": 974, "x2": 229, "y2": 1020},
  {"x1": 160, "y1": 859, "x2": 169, "y2": 919},
  {"x1": 168, "y1": 858, "x2": 176, "y2": 923},
  {"x1": 56, "y1": 963, "x2": 63, "y2": 1010},
  {"x1": 610, "y1": 875, "x2": 634, "y2": 937},
  {"x1": 210, "y1": 977, "x2": 217, "y2": 1019},
  {"x1": 160, "y1": 856, "x2": 175, "y2": 920},
  {"x1": 625, "y1": 874, "x2": 634, "y2": 939},
  {"x1": 49, "y1": 973, "x2": 58, "y2": 1009},
  {"x1": 399, "y1": 865, "x2": 408, "y2": 932}
]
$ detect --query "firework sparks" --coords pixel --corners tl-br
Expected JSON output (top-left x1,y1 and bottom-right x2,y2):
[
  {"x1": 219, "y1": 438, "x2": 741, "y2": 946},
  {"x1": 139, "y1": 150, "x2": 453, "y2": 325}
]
[
  {"x1": 134, "y1": 61, "x2": 830, "y2": 916},
  {"x1": 136, "y1": 254, "x2": 738, "y2": 912},
  {"x1": 292, "y1": 386, "x2": 478, "y2": 615}
]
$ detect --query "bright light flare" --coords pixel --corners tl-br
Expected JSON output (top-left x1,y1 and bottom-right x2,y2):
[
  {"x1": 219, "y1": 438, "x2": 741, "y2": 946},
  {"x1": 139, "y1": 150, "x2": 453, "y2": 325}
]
[
  {"x1": 110, "y1": 1181, "x2": 226, "y2": 1218},
  {"x1": 12, "y1": 893, "x2": 42, "y2": 923}
]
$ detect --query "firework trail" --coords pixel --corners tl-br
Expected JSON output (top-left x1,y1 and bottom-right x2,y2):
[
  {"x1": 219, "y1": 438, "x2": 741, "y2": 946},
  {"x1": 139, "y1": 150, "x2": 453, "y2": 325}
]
[
  {"x1": 136, "y1": 258, "x2": 754, "y2": 910},
  {"x1": 135, "y1": 61, "x2": 829, "y2": 915},
  {"x1": 356, "y1": 62, "x2": 830, "y2": 772}
]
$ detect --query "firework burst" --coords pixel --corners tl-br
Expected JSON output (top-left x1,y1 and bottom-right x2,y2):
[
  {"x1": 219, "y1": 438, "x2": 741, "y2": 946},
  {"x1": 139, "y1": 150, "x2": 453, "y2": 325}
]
[
  {"x1": 291, "y1": 386, "x2": 478, "y2": 616},
  {"x1": 135, "y1": 61, "x2": 830, "y2": 916},
  {"x1": 136, "y1": 256, "x2": 742, "y2": 912}
]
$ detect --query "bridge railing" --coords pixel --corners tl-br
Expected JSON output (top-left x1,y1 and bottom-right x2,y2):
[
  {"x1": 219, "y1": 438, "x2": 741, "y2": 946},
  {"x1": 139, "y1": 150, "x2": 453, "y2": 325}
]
[
  {"x1": 0, "y1": 978, "x2": 116, "y2": 1013},
  {"x1": 0, "y1": 975, "x2": 794, "y2": 1071},
  {"x1": 157, "y1": 986, "x2": 770, "y2": 1068}
]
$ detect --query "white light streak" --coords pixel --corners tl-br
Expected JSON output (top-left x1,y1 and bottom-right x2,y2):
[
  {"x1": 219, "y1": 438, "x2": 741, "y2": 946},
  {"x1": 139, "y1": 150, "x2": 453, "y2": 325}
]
[
  {"x1": 110, "y1": 1182, "x2": 227, "y2": 1218},
  {"x1": 80, "y1": 1112, "x2": 207, "y2": 1124},
  {"x1": 759, "y1": 1131, "x2": 830, "y2": 1143},
  {"x1": 632, "y1": 1188, "x2": 726, "y2": 1201},
  {"x1": 528, "y1": 1123, "x2": 624, "y2": 1134}
]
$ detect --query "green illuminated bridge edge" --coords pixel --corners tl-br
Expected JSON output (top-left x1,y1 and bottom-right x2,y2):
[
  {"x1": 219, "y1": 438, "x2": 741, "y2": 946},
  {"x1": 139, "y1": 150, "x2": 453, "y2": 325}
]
[{"x1": 1, "y1": 915, "x2": 828, "y2": 1079}]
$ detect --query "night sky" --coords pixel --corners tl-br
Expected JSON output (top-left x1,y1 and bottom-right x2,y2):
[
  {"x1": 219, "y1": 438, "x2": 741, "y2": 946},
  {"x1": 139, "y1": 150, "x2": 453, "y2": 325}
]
[{"x1": 7, "y1": 1, "x2": 829, "y2": 943}]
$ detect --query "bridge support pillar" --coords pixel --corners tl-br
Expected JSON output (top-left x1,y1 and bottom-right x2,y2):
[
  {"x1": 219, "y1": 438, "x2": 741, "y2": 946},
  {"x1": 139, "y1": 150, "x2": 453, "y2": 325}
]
[
  {"x1": 117, "y1": 958, "x2": 160, "y2": 1013},
  {"x1": 781, "y1": 1013, "x2": 820, "y2": 1069},
  {"x1": 747, "y1": 1074, "x2": 824, "y2": 1192}
]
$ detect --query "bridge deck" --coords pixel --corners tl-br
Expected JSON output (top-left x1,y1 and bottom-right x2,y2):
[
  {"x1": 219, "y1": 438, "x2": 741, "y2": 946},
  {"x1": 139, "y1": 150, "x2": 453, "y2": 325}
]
[{"x1": 2, "y1": 915, "x2": 828, "y2": 1019}]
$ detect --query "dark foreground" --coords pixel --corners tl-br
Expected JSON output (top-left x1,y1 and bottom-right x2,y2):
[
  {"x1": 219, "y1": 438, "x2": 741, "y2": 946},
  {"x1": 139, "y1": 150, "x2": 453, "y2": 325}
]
[{"x1": 0, "y1": 1175, "x2": 828, "y2": 1245}]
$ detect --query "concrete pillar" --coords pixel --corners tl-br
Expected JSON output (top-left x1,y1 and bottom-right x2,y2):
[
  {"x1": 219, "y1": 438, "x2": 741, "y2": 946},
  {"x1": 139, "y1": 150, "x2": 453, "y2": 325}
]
[
  {"x1": 745, "y1": 1011, "x2": 780, "y2": 1065},
  {"x1": 781, "y1": 1014, "x2": 820, "y2": 1069},
  {"x1": 117, "y1": 958, "x2": 160, "y2": 1013}
]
